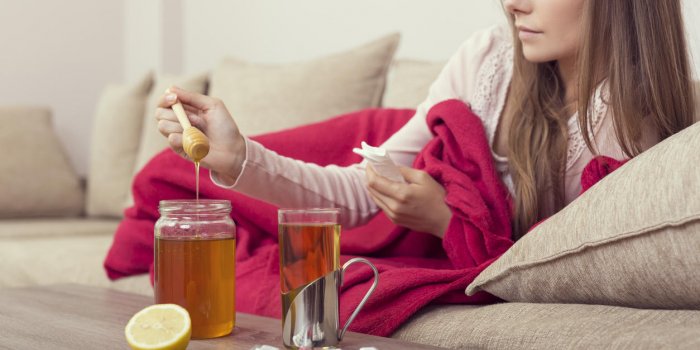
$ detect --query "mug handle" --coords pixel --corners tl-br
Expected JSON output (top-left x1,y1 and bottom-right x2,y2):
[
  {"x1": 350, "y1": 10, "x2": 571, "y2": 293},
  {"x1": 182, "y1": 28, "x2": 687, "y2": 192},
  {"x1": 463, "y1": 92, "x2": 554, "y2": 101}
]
[{"x1": 338, "y1": 257, "x2": 379, "y2": 340}]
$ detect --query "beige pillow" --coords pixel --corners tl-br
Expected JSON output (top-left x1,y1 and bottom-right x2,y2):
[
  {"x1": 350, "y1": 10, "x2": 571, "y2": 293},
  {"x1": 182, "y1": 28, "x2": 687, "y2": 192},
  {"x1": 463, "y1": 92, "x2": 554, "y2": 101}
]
[
  {"x1": 0, "y1": 107, "x2": 83, "y2": 218},
  {"x1": 382, "y1": 59, "x2": 445, "y2": 109},
  {"x1": 209, "y1": 33, "x2": 400, "y2": 136},
  {"x1": 466, "y1": 121, "x2": 700, "y2": 310},
  {"x1": 132, "y1": 73, "x2": 208, "y2": 175},
  {"x1": 86, "y1": 73, "x2": 153, "y2": 217}
]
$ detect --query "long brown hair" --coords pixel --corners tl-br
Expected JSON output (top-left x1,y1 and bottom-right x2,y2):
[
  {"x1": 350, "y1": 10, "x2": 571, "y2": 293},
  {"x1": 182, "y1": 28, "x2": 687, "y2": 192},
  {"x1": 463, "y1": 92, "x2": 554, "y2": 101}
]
[{"x1": 506, "y1": 0, "x2": 696, "y2": 240}]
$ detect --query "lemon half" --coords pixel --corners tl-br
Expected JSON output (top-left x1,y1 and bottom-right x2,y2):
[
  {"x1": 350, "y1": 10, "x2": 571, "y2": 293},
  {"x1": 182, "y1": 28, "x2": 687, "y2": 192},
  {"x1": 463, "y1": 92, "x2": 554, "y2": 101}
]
[{"x1": 125, "y1": 304, "x2": 191, "y2": 350}]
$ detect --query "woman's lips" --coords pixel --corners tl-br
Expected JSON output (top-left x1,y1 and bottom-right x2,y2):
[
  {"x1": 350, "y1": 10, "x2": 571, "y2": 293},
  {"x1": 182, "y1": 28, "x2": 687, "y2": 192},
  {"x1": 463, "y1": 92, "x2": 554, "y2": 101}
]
[{"x1": 517, "y1": 26, "x2": 542, "y2": 40}]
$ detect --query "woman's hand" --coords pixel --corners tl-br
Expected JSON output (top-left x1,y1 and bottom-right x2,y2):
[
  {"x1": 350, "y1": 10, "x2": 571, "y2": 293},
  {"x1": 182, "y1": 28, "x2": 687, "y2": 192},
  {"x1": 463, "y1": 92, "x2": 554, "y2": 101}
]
[
  {"x1": 155, "y1": 86, "x2": 245, "y2": 185},
  {"x1": 366, "y1": 166, "x2": 452, "y2": 238}
]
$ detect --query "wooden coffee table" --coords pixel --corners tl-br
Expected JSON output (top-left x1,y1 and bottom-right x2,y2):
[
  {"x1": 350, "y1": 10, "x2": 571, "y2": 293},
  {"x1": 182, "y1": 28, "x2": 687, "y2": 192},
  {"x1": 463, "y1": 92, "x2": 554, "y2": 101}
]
[{"x1": 0, "y1": 284, "x2": 444, "y2": 349}]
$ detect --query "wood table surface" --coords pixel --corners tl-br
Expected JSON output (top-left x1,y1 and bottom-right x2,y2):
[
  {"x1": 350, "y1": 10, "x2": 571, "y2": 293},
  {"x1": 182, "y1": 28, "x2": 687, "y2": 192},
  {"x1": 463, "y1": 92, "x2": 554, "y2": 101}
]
[{"x1": 0, "y1": 284, "x2": 444, "y2": 350}]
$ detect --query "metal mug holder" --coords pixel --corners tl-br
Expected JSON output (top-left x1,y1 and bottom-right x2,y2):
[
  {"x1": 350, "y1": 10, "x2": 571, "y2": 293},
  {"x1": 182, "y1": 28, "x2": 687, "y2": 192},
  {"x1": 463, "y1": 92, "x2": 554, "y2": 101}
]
[{"x1": 282, "y1": 258, "x2": 379, "y2": 349}]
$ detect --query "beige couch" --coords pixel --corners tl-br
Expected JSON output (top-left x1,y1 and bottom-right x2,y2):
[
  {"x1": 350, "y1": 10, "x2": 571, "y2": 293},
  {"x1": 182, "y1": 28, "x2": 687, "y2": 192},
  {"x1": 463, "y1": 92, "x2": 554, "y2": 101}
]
[{"x1": 2, "y1": 34, "x2": 700, "y2": 349}]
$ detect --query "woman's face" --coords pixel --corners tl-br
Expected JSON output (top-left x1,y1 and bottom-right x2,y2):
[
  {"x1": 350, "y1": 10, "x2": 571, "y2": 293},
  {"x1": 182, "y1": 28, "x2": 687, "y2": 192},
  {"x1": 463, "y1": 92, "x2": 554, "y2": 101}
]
[{"x1": 502, "y1": 0, "x2": 586, "y2": 63}]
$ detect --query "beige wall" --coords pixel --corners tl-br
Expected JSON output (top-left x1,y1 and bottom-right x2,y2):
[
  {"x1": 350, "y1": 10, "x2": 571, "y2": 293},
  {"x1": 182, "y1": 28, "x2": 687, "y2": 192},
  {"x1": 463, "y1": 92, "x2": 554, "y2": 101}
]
[
  {"x1": 124, "y1": 0, "x2": 161, "y2": 84},
  {"x1": 180, "y1": 0, "x2": 506, "y2": 73},
  {"x1": 123, "y1": 0, "x2": 183, "y2": 82},
  {"x1": 0, "y1": 0, "x2": 124, "y2": 176}
]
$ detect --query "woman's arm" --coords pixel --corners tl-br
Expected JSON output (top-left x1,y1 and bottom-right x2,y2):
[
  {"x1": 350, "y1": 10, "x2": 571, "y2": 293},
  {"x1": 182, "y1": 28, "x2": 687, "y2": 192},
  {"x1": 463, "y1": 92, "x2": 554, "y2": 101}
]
[
  {"x1": 210, "y1": 137, "x2": 380, "y2": 228},
  {"x1": 155, "y1": 87, "x2": 431, "y2": 228},
  {"x1": 156, "y1": 26, "x2": 500, "y2": 231}
]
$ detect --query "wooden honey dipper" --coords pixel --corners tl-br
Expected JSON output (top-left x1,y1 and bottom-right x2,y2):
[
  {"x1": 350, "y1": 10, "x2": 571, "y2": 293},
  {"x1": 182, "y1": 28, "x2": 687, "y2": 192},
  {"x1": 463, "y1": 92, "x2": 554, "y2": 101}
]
[{"x1": 171, "y1": 101, "x2": 210, "y2": 162}]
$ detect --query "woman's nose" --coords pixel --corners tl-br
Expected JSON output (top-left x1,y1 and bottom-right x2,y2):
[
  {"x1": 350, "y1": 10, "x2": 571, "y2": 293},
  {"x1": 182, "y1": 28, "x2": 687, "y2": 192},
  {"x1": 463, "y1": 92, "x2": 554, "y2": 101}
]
[{"x1": 503, "y1": 0, "x2": 531, "y2": 15}]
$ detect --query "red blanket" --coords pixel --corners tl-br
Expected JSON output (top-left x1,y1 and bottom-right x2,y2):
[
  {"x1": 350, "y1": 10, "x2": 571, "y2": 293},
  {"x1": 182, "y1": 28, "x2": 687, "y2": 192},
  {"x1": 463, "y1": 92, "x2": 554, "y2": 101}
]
[{"x1": 104, "y1": 99, "x2": 623, "y2": 336}]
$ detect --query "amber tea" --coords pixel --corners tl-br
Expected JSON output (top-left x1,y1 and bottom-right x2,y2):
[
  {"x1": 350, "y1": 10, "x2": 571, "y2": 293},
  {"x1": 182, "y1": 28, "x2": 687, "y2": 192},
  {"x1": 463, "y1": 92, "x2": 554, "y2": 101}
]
[
  {"x1": 155, "y1": 235, "x2": 236, "y2": 339},
  {"x1": 279, "y1": 223, "x2": 340, "y2": 294}
]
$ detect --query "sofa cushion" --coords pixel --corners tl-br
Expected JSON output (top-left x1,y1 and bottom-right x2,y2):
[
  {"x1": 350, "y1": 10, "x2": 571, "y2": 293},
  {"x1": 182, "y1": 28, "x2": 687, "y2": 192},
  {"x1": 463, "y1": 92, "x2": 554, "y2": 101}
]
[
  {"x1": 382, "y1": 59, "x2": 445, "y2": 109},
  {"x1": 393, "y1": 303, "x2": 700, "y2": 349},
  {"x1": 0, "y1": 218, "x2": 119, "y2": 239},
  {"x1": 0, "y1": 107, "x2": 83, "y2": 218},
  {"x1": 0, "y1": 232, "x2": 152, "y2": 296},
  {"x1": 209, "y1": 33, "x2": 399, "y2": 136},
  {"x1": 86, "y1": 73, "x2": 153, "y2": 217},
  {"x1": 466, "y1": 121, "x2": 700, "y2": 310}
]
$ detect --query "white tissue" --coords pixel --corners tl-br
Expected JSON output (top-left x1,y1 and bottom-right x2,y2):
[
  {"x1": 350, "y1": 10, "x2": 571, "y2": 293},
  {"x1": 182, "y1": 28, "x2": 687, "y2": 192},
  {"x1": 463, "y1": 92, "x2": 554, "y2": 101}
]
[
  {"x1": 249, "y1": 345, "x2": 280, "y2": 350},
  {"x1": 352, "y1": 142, "x2": 405, "y2": 183}
]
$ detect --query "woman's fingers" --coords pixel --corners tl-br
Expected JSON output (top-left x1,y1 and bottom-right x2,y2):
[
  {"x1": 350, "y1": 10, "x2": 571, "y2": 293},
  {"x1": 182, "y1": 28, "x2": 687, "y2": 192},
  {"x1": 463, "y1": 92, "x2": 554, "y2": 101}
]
[
  {"x1": 368, "y1": 188, "x2": 394, "y2": 217},
  {"x1": 368, "y1": 187, "x2": 415, "y2": 225},
  {"x1": 182, "y1": 104, "x2": 201, "y2": 115},
  {"x1": 156, "y1": 108, "x2": 207, "y2": 132},
  {"x1": 157, "y1": 92, "x2": 178, "y2": 108},
  {"x1": 167, "y1": 86, "x2": 218, "y2": 110},
  {"x1": 367, "y1": 165, "x2": 406, "y2": 199},
  {"x1": 167, "y1": 132, "x2": 194, "y2": 162},
  {"x1": 156, "y1": 86, "x2": 213, "y2": 111},
  {"x1": 155, "y1": 107, "x2": 177, "y2": 122},
  {"x1": 155, "y1": 104, "x2": 200, "y2": 121},
  {"x1": 399, "y1": 167, "x2": 431, "y2": 185},
  {"x1": 187, "y1": 113, "x2": 207, "y2": 131},
  {"x1": 168, "y1": 132, "x2": 184, "y2": 152},
  {"x1": 158, "y1": 120, "x2": 183, "y2": 137}
]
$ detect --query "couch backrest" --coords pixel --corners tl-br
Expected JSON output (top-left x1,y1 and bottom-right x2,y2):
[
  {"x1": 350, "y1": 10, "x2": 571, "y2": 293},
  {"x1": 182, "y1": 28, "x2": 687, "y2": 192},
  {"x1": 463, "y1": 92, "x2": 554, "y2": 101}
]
[{"x1": 382, "y1": 60, "x2": 445, "y2": 109}]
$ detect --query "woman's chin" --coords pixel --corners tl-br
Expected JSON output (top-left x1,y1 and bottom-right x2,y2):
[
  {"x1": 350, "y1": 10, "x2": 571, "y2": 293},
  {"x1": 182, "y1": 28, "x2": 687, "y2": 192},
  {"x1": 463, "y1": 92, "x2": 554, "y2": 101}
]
[{"x1": 521, "y1": 49, "x2": 552, "y2": 63}]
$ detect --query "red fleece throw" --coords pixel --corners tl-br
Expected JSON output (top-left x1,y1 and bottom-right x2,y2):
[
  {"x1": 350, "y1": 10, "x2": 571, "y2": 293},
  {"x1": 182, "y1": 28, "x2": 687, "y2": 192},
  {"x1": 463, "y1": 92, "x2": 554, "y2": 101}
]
[
  {"x1": 105, "y1": 100, "x2": 623, "y2": 336},
  {"x1": 580, "y1": 156, "x2": 627, "y2": 193}
]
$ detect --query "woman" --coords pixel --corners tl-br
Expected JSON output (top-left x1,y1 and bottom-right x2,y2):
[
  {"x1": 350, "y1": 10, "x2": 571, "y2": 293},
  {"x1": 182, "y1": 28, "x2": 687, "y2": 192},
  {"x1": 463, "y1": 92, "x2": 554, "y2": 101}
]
[{"x1": 155, "y1": 0, "x2": 695, "y2": 240}]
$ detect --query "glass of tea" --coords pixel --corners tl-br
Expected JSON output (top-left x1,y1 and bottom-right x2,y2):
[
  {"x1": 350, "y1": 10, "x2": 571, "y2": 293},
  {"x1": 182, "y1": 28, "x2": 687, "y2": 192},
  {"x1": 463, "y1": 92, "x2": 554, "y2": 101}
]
[
  {"x1": 278, "y1": 208, "x2": 379, "y2": 349},
  {"x1": 154, "y1": 199, "x2": 236, "y2": 339}
]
